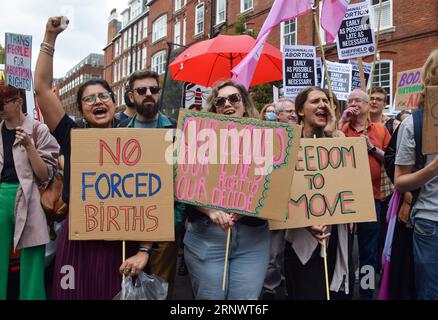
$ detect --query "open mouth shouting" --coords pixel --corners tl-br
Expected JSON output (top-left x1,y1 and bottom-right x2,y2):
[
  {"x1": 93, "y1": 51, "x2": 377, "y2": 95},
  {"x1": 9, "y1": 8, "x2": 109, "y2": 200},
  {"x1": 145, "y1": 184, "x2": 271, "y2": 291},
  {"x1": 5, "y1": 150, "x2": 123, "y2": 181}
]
[
  {"x1": 223, "y1": 108, "x2": 237, "y2": 116},
  {"x1": 91, "y1": 106, "x2": 109, "y2": 119},
  {"x1": 315, "y1": 109, "x2": 327, "y2": 121}
]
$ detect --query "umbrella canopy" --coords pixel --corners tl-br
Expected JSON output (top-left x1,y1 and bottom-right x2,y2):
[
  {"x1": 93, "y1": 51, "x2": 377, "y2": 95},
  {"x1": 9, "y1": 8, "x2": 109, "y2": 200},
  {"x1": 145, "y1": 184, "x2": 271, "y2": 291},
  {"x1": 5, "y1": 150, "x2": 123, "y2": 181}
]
[{"x1": 169, "y1": 34, "x2": 283, "y2": 87}]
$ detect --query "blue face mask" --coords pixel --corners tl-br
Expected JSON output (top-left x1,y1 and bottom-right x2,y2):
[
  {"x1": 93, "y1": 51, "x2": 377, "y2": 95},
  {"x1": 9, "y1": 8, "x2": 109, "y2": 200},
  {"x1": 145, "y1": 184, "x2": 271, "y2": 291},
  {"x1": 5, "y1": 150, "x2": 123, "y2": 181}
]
[{"x1": 265, "y1": 112, "x2": 277, "y2": 121}]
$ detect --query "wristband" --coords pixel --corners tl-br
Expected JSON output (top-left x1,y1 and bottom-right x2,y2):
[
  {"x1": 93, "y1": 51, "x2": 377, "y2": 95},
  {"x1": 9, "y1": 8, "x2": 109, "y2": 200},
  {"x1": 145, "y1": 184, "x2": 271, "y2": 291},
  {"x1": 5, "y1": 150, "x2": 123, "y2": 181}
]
[{"x1": 138, "y1": 246, "x2": 152, "y2": 255}]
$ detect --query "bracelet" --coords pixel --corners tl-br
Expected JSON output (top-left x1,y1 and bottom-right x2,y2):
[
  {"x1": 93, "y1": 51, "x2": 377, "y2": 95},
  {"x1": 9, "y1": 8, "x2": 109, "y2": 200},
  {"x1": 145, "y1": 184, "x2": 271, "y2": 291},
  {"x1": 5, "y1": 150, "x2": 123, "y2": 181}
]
[
  {"x1": 40, "y1": 48, "x2": 54, "y2": 57},
  {"x1": 138, "y1": 246, "x2": 152, "y2": 255},
  {"x1": 41, "y1": 41, "x2": 55, "y2": 51}
]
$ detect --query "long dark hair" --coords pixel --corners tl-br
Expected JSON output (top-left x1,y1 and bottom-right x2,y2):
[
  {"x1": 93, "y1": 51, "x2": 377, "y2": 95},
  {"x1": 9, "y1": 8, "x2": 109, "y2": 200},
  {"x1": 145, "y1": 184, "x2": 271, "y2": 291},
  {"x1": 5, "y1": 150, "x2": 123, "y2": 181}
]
[{"x1": 76, "y1": 79, "x2": 115, "y2": 112}]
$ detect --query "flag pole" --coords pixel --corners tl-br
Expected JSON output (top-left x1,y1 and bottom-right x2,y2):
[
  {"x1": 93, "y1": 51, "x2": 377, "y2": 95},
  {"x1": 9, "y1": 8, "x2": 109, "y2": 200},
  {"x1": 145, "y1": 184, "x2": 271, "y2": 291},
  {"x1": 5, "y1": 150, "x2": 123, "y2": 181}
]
[
  {"x1": 312, "y1": 1, "x2": 336, "y2": 126},
  {"x1": 369, "y1": 0, "x2": 383, "y2": 95}
]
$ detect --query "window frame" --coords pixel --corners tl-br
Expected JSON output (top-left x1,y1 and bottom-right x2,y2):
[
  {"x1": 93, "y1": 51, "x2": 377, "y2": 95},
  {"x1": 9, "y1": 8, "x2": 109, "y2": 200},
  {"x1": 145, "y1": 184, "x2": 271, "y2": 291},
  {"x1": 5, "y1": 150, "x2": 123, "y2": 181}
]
[
  {"x1": 216, "y1": 0, "x2": 226, "y2": 25},
  {"x1": 151, "y1": 50, "x2": 166, "y2": 75},
  {"x1": 195, "y1": 4, "x2": 205, "y2": 35},
  {"x1": 280, "y1": 18, "x2": 297, "y2": 51},
  {"x1": 152, "y1": 15, "x2": 167, "y2": 43},
  {"x1": 240, "y1": 0, "x2": 253, "y2": 13},
  {"x1": 372, "y1": 59, "x2": 393, "y2": 107}
]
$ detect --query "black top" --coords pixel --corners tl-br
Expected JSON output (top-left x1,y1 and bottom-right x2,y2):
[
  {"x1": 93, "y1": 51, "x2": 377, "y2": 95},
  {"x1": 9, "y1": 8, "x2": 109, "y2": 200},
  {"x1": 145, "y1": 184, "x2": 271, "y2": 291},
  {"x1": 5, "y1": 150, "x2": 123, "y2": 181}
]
[{"x1": 1, "y1": 125, "x2": 19, "y2": 182}]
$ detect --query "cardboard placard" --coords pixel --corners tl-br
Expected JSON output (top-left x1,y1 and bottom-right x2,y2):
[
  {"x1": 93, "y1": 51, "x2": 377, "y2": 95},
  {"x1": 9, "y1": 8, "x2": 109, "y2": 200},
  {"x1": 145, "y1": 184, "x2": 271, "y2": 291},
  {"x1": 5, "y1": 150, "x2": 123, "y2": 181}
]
[
  {"x1": 422, "y1": 86, "x2": 438, "y2": 155},
  {"x1": 282, "y1": 45, "x2": 317, "y2": 100},
  {"x1": 174, "y1": 109, "x2": 301, "y2": 221},
  {"x1": 336, "y1": 1, "x2": 376, "y2": 60},
  {"x1": 349, "y1": 59, "x2": 372, "y2": 91},
  {"x1": 270, "y1": 137, "x2": 376, "y2": 230},
  {"x1": 322, "y1": 61, "x2": 352, "y2": 101},
  {"x1": 5, "y1": 33, "x2": 32, "y2": 91},
  {"x1": 394, "y1": 68, "x2": 423, "y2": 111},
  {"x1": 69, "y1": 129, "x2": 175, "y2": 241}
]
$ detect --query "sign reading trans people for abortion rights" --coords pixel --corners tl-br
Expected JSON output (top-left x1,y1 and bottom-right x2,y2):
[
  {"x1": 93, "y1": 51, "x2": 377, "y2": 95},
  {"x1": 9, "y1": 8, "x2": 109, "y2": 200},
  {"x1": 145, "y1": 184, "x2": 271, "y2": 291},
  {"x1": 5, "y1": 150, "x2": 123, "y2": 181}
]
[
  {"x1": 349, "y1": 59, "x2": 372, "y2": 91},
  {"x1": 5, "y1": 33, "x2": 32, "y2": 91},
  {"x1": 322, "y1": 61, "x2": 352, "y2": 101},
  {"x1": 69, "y1": 129, "x2": 174, "y2": 241},
  {"x1": 270, "y1": 137, "x2": 376, "y2": 230},
  {"x1": 174, "y1": 109, "x2": 301, "y2": 221},
  {"x1": 283, "y1": 45, "x2": 317, "y2": 99},
  {"x1": 336, "y1": 1, "x2": 376, "y2": 60}
]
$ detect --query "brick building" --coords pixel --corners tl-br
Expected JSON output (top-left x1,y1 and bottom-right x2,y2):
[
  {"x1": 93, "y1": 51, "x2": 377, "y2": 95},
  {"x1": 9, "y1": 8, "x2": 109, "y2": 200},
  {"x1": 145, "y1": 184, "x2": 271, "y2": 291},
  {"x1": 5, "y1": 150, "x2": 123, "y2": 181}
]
[
  {"x1": 103, "y1": 0, "x2": 438, "y2": 112},
  {"x1": 55, "y1": 53, "x2": 104, "y2": 119}
]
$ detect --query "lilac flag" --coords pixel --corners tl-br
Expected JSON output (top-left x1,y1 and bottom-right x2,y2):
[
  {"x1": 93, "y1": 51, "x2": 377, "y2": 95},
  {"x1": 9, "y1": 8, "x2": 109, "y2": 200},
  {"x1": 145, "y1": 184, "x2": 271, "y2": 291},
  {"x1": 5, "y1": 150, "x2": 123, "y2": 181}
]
[
  {"x1": 320, "y1": 0, "x2": 350, "y2": 44},
  {"x1": 232, "y1": 0, "x2": 313, "y2": 88}
]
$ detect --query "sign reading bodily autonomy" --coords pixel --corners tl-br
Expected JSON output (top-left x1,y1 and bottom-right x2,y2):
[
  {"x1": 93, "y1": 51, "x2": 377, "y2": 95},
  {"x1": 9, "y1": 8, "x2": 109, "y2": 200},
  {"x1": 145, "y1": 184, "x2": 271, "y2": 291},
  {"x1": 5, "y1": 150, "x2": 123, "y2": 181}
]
[
  {"x1": 394, "y1": 68, "x2": 423, "y2": 111},
  {"x1": 270, "y1": 138, "x2": 376, "y2": 230},
  {"x1": 5, "y1": 33, "x2": 32, "y2": 91},
  {"x1": 322, "y1": 61, "x2": 352, "y2": 101},
  {"x1": 336, "y1": 0, "x2": 375, "y2": 60},
  {"x1": 174, "y1": 109, "x2": 301, "y2": 221},
  {"x1": 283, "y1": 45, "x2": 317, "y2": 99},
  {"x1": 69, "y1": 129, "x2": 174, "y2": 241}
]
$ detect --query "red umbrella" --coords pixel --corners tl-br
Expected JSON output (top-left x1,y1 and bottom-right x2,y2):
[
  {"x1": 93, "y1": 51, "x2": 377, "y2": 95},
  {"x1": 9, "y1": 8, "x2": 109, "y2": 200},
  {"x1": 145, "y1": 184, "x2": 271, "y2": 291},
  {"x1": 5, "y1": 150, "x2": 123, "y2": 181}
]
[{"x1": 169, "y1": 34, "x2": 283, "y2": 87}]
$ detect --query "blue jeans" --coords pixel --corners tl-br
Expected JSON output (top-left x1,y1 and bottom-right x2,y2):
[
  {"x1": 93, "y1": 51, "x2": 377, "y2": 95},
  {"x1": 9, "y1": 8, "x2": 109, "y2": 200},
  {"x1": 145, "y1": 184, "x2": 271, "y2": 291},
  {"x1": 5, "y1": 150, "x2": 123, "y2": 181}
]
[
  {"x1": 184, "y1": 218, "x2": 270, "y2": 300},
  {"x1": 357, "y1": 200, "x2": 381, "y2": 300},
  {"x1": 413, "y1": 218, "x2": 438, "y2": 300}
]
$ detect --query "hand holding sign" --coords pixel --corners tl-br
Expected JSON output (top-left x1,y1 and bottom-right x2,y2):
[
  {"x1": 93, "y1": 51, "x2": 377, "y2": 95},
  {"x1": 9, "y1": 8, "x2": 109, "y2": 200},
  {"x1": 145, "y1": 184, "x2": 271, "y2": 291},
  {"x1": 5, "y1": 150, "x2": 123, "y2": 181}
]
[{"x1": 307, "y1": 225, "x2": 331, "y2": 245}]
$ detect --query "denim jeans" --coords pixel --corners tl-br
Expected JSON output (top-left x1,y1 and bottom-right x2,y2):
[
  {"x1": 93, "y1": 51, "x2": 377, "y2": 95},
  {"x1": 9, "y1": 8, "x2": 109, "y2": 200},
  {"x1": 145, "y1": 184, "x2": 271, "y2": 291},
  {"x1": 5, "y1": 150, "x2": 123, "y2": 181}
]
[
  {"x1": 184, "y1": 218, "x2": 270, "y2": 300},
  {"x1": 357, "y1": 200, "x2": 381, "y2": 300},
  {"x1": 413, "y1": 218, "x2": 438, "y2": 300}
]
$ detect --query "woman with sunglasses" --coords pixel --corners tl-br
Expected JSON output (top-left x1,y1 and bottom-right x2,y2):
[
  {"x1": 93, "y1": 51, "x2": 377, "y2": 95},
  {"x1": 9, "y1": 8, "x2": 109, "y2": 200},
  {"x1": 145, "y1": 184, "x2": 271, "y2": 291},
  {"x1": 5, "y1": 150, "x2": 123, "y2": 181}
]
[
  {"x1": 283, "y1": 86, "x2": 354, "y2": 300},
  {"x1": 0, "y1": 82, "x2": 58, "y2": 300},
  {"x1": 183, "y1": 80, "x2": 270, "y2": 299},
  {"x1": 34, "y1": 16, "x2": 152, "y2": 300}
]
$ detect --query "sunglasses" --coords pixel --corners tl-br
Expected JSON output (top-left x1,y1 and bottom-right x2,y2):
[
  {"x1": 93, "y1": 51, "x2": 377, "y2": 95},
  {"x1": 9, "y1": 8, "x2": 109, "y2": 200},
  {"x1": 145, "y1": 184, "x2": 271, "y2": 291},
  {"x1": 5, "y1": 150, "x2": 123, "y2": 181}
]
[
  {"x1": 213, "y1": 93, "x2": 242, "y2": 109},
  {"x1": 132, "y1": 86, "x2": 160, "y2": 95},
  {"x1": 81, "y1": 92, "x2": 113, "y2": 105},
  {"x1": 0, "y1": 97, "x2": 19, "y2": 112}
]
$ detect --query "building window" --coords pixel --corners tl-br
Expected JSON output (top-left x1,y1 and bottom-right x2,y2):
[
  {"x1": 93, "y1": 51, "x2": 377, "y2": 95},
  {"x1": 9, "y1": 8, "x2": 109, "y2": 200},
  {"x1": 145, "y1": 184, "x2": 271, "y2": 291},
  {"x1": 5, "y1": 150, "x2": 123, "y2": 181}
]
[
  {"x1": 131, "y1": 0, "x2": 142, "y2": 19},
  {"x1": 114, "y1": 62, "x2": 118, "y2": 82},
  {"x1": 122, "y1": 57, "x2": 127, "y2": 77},
  {"x1": 372, "y1": 60, "x2": 392, "y2": 106},
  {"x1": 151, "y1": 50, "x2": 166, "y2": 75},
  {"x1": 195, "y1": 4, "x2": 205, "y2": 35},
  {"x1": 143, "y1": 17, "x2": 148, "y2": 39},
  {"x1": 142, "y1": 47, "x2": 147, "y2": 69},
  {"x1": 240, "y1": 0, "x2": 253, "y2": 13},
  {"x1": 153, "y1": 15, "x2": 167, "y2": 43},
  {"x1": 174, "y1": 21, "x2": 181, "y2": 47},
  {"x1": 123, "y1": 31, "x2": 128, "y2": 51},
  {"x1": 137, "y1": 48, "x2": 142, "y2": 70},
  {"x1": 133, "y1": 24, "x2": 138, "y2": 44},
  {"x1": 216, "y1": 0, "x2": 226, "y2": 25},
  {"x1": 183, "y1": 17, "x2": 186, "y2": 46},
  {"x1": 128, "y1": 28, "x2": 132, "y2": 47},
  {"x1": 175, "y1": 0, "x2": 182, "y2": 12},
  {"x1": 127, "y1": 54, "x2": 131, "y2": 75},
  {"x1": 370, "y1": 0, "x2": 393, "y2": 31},
  {"x1": 280, "y1": 19, "x2": 297, "y2": 51}
]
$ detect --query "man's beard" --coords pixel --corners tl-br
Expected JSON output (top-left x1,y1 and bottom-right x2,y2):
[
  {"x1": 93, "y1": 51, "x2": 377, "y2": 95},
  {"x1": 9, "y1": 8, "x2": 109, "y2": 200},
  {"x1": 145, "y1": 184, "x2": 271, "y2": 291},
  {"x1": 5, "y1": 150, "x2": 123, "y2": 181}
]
[{"x1": 135, "y1": 97, "x2": 159, "y2": 119}]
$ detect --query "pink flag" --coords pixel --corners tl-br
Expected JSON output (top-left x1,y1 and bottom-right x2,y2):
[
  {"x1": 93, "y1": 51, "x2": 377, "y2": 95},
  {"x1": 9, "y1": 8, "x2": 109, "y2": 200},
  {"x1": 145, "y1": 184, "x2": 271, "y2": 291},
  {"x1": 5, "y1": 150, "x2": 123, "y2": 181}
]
[
  {"x1": 320, "y1": 0, "x2": 350, "y2": 44},
  {"x1": 232, "y1": 0, "x2": 313, "y2": 88}
]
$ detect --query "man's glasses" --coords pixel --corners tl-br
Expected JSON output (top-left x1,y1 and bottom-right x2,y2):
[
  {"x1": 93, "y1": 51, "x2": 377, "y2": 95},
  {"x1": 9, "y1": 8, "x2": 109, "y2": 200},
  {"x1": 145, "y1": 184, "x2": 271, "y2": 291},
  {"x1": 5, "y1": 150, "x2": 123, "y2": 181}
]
[
  {"x1": 370, "y1": 97, "x2": 384, "y2": 102},
  {"x1": 213, "y1": 93, "x2": 242, "y2": 109},
  {"x1": 132, "y1": 86, "x2": 160, "y2": 95},
  {"x1": 82, "y1": 92, "x2": 113, "y2": 105},
  {"x1": 0, "y1": 97, "x2": 19, "y2": 112}
]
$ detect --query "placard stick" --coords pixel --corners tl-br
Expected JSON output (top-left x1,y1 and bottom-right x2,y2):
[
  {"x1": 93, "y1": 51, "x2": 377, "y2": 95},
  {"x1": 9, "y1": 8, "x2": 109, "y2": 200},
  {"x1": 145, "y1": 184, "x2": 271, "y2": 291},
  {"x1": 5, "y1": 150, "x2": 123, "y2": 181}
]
[
  {"x1": 312, "y1": 4, "x2": 336, "y2": 127},
  {"x1": 369, "y1": 0, "x2": 383, "y2": 95},
  {"x1": 222, "y1": 228, "x2": 232, "y2": 291},
  {"x1": 322, "y1": 239, "x2": 331, "y2": 301},
  {"x1": 122, "y1": 241, "x2": 126, "y2": 300},
  {"x1": 358, "y1": 58, "x2": 366, "y2": 91}
]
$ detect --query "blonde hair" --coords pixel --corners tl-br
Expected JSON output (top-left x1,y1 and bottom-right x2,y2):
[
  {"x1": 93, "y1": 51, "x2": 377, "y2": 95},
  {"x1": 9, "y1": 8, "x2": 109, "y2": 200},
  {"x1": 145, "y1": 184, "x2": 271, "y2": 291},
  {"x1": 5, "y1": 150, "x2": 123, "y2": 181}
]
[
  {"x1": 420, "y1": 48, "x2": 438, "y2": 106},
  {"x1": 206, "y1": 80, "x2": 258, "y2": 118}
]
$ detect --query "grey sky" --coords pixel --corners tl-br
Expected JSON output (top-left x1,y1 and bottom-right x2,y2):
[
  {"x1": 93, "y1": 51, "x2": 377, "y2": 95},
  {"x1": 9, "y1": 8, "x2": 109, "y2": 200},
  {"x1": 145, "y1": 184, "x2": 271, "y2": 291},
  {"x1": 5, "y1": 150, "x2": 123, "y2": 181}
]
[{"x1": 1, "y1": 0, "x2": 127, "y2": 78}]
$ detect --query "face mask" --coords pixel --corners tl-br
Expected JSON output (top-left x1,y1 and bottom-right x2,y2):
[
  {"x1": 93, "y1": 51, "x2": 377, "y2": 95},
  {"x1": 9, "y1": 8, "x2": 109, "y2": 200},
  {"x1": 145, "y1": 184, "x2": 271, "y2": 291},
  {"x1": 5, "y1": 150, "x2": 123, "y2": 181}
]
[{"x1": 265, "y1": 112, "x2": 277, "y2": 121}]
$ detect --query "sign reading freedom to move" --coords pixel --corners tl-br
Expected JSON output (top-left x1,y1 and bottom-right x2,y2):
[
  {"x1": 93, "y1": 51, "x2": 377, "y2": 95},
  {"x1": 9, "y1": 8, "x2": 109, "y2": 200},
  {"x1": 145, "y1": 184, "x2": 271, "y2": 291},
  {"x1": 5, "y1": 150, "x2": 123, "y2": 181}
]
[
  {"x1": 69, "y1": 129, "x2": 174, "y2": 241},
  {"x1": 270, "y1": 138, "x2": 376, "y2": 230},
  {"x1": 174, "y1": 110, "x2": 301, "y2": 221},
  {"x1": 5, "y1": 33, "x2": 32, "y2": 91}
]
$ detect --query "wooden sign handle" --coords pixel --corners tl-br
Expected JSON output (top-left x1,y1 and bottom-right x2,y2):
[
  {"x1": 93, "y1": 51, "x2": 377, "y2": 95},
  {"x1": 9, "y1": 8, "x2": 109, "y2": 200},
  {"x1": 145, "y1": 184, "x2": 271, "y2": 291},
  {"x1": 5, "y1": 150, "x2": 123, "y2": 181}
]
[
  {"x1": 322, "y1": 239, "x2": 331, "y2": 301},
  {"x1": 222, "y1": 228, "x2": 232, "y2": 291}
]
